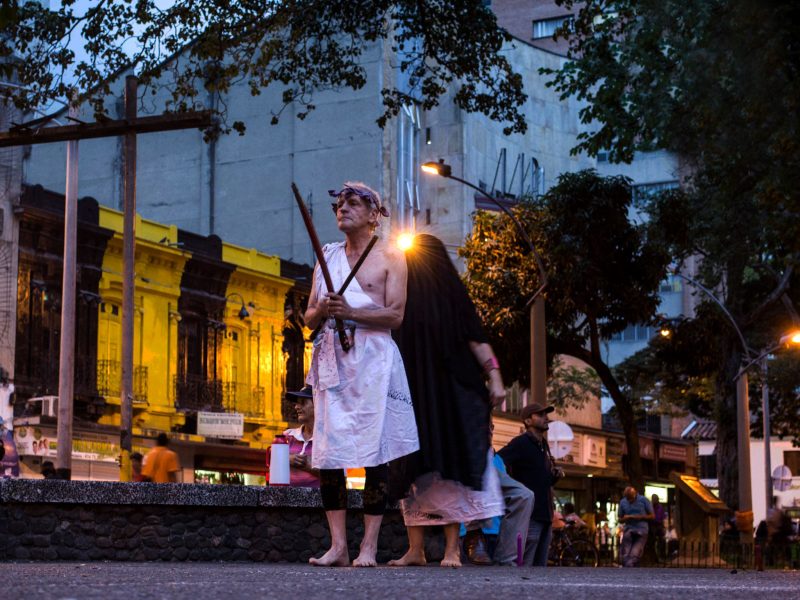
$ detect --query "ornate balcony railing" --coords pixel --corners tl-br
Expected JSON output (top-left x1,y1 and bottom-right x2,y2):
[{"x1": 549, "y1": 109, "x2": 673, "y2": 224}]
[
  {"x1": 174, "y1": 376, "x2": 266, "y2": 418},
  {"x1": 221, "y1": 382, "x2": 266, "y2": 418},
  {"x1": 174, "y1": 375, "x2": 223, "y2": 412},
  {"x1": 96, "y1": 360, "x2": 148, "y2": 403}
]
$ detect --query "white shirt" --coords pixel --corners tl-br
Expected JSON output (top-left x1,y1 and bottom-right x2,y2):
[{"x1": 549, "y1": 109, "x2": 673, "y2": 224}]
[{"x1": 0, "y1": 383, "x2": 14, "y2": 430}]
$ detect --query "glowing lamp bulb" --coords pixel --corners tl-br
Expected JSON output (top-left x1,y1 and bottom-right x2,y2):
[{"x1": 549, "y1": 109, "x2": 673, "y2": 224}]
[
  {"x1": 659, "y1": 328, "x2": 671, "y2": 338},
  {"x1": 397, "y1": 233, "x2": 415, "y2": 251}
]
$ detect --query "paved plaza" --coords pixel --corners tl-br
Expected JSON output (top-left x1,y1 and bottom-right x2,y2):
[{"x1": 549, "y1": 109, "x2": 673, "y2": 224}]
[{"x1": 3, "y1": 562, "x2": 798, "y2": 599}]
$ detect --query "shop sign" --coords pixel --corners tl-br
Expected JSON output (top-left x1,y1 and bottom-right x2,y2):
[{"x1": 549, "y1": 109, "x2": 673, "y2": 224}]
[
  {"x1": 557, "y1": 434, "x2": 583, "y2": 465},
  {"x1": 582, "y1": 435, "x2": 607, "y2": 468},
  {"x1": 639, "y1": 437, "x2": 655, "y2": 459},
  {"x1": 198, "y1": 412, "x2": 244, "y2": 439},
  {"x1": 659, "y1": 443, "x2": 687, "y2": 462},
  {"x1": 14, "y1": 427, "x2": 124, "y2": 462}
]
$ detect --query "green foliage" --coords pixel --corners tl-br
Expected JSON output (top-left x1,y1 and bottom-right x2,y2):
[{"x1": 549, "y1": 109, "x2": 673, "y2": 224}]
[
  {"x1": 1, "y1": 1, "x2": 527, "y2": 136},
  {"x1": 461, "y1": 169, "x2": 675, "y2": 487},
  {"x1": 460, "y1": 169, "x2": 671, "y2": 386},
  {"x1": 544, "y1": 0, "x2": 800, "y2": 506},
  {"x1": 547, "y1": 357, "x2": 601, "y2": 412},
  {"x1": 760, "y1": 353, "x2": 800, "y2": 442}
]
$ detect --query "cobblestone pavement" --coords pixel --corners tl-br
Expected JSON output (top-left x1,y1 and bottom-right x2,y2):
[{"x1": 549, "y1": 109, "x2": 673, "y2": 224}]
[{"x1": 3, "y1": 563, "x2": 798, "y2": 599}]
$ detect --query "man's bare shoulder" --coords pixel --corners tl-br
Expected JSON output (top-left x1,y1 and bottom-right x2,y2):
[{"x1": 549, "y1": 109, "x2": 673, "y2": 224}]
[{"x1": 375, "y1": 241, "x2": 406, "y2": 270}]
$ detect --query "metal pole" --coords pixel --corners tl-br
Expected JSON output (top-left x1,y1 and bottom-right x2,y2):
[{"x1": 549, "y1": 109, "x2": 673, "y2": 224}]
[
  {"x1": 736, "y1": 372, "x2": 753, "y2": 539},
  {"x1": 55, "y1": 101, "x2": 79, "y2": 480},
  {"x1": 120, "y1": 75, "x2": 137, "y2": 481},
  {"x1": 530, "y1": 297, "x2": 547, "y2": 406},
  {"x1": 761, "y1": 355, "x2": 772, "y2": 513},
  {"x1": 445, "y1": 172, "x2": 548, "y2": 405}
]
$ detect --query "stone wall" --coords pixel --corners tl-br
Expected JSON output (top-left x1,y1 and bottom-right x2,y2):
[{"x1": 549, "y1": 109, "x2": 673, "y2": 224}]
[{"x1": 0, "y1": 480, "x2": 444, "y2": 562}]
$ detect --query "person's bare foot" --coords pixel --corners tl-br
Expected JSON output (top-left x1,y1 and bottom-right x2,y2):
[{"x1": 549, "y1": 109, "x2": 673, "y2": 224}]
[
  {"x1": 387, "y1": 548, "x2": 427, "y2": 567},
  {"x1": 352, "y1": 544, "x2": 378, "y2": 567},
  {"x1": 440, "y1": 549, "x2": 462, "y2": 568},
  {"x1": 309, "y1": 546, "x2": 350, "y2": 567}
]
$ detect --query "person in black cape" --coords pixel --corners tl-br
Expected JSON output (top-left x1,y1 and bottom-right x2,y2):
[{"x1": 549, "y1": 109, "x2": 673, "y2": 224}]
[{"x1": 388, "y1": 234, "x2": 506, "y2": 568}]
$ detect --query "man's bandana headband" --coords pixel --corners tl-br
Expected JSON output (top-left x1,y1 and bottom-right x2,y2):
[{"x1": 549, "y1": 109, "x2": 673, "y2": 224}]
[{"x1": 328, "y1": 185, "x2": 390, "y2": 218}]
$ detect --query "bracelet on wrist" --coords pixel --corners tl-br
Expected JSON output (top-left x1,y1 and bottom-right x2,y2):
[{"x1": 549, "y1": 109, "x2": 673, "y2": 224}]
[{"x1": 483, "y1": 356, "x2": 500, "y2": 374}]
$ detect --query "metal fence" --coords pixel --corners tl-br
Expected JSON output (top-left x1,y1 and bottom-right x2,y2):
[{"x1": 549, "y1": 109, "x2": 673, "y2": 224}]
[
  {"x1": 174, "y1": 375, "x2": 266, "y2": 417},
  {"x1": 96, "y1": 360, "x2": 148, "y2": 403},
  {"x1": 220, "y1": 382, "x2": 265, "y2": 418},
  {"x1": 590, "y1": 535, "x2": 799, "y2": 570}
]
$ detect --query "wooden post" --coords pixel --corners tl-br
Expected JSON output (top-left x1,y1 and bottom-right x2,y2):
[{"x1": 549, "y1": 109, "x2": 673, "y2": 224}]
[
  {"x1": 530, "y1": 297, "x2": 547, "y2": 406},
  {"x1": 761, "y1": 356, "x2": 772, "y2": 515},
  {"x1": 120, "y1": 75, "x2": 137, "y2": 481},
  {"x1": 55, "y1": 100, "x2": 79, "y2": 480},
  {"x1": 736, "y1": 373, "x2": 753, "y2": 542}
]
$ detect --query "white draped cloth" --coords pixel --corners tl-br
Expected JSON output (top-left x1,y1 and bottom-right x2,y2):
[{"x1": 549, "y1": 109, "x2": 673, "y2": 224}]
[
  {"x1": 399, "y1": 449, "x2": 505, "y2": 527},
  {"x1": 306, "y1": 242, "x2": 419, "y2": 469}
]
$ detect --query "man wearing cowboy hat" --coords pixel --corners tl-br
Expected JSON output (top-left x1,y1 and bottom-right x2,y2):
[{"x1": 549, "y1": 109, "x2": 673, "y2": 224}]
[{"x1": 498, "y1": 402, "x2": 564, "y2": 566}]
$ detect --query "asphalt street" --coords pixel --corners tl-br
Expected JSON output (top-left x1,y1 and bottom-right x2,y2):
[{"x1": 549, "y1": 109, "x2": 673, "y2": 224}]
[{"x1": 3, "y1": 562, "x2": 798, "y2": 600}]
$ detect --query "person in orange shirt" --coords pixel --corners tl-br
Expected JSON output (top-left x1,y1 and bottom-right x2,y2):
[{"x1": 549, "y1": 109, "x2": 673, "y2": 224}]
[{"x1": 141, "y1": 433, "x2": 181, "y2": 483}]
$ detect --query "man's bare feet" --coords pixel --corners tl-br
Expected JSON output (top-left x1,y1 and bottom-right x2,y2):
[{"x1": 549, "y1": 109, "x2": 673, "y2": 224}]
[
  {"x1": 352, "y1": 545, "x2": 378, "y2": 567},
  {"x1": 440, "y1": 549, "x2": 462, "y2": 568},
  {"x1": 309, "y1": 546, "x2": 350, "y2": 567},
  {"x1": 387, "y1": 548, "x2": 427, "y2": 567}
]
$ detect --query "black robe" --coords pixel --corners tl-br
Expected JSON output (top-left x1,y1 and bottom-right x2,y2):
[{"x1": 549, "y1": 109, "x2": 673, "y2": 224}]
[{"x1": 389, "y1": 234, "x2": 491, "y2": 501}]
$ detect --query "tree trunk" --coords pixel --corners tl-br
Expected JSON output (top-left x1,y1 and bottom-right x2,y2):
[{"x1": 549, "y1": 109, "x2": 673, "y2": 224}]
[
  {"x1": 715, "y1": 341, "x2": 744, "y2": 510},
  {"x1": 552, "y1": 339, "x2": 645, "y2": 489}
]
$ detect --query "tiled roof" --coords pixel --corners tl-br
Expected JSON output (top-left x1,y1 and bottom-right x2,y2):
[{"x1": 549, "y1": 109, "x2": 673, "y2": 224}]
[{"x1": 681, "y1": 419, "x2": 717, "y2": 441}]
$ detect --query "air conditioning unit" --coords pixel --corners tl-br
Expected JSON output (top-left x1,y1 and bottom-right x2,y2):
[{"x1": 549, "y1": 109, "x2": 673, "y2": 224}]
[{"x1": 29, "y1": 396, "x2": 59, "y2": 417}]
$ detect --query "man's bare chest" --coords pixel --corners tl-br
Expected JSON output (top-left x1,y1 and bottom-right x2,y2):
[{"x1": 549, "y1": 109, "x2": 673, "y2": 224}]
[{"x1": 346, "y1": 254, "x2": 386, "y2": 305}]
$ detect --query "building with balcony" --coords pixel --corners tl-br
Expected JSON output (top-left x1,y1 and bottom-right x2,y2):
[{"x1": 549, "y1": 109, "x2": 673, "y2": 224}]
[{"x1": 10, "y1": 185, "x2": 307, "y2": 482}]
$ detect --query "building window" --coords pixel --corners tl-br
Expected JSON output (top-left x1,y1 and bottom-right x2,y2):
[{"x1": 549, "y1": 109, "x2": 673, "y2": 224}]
[
  {"x1": 396, "y1": 104, "x2": 420, "y2": 231},
  {"x1": 785, "y1": 450, "x2": 800, "y2": 475},
  {"x1": 532, "y1": 16, "x2": 574, "y2": 40},
  {"x1": 608, "y1": 323, "x2": 656, "y2": 343},
  {"x1": 632, "y1": 181, "x2": 679, "y2": 204},
  {"x1": 659, "y1": 274, "x2": 683, "y2": 293},
  {"x1": 699, "y1": 454, "x2": 717, "y2": 480}
]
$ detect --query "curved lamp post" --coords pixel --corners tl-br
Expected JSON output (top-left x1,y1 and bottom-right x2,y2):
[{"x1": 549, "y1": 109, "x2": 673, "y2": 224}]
[
  {"x1": 421, "y1": 159, "x2": 549, "y2": 407},
  {"x1": 225, "y1": 292, "x2": 252, "y2": 320},
  {"x1": 672, "y1": 270, "x2": 800, "y2": 521}
]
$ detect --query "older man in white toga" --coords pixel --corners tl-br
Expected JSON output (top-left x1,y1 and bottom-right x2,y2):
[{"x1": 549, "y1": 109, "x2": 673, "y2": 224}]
[{"x1": 304, "y1": 181, "x2": 418, "y2": 567}]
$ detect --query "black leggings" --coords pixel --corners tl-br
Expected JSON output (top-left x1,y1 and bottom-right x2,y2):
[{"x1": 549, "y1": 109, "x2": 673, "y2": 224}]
[{"x1": 320, "y1": 464, "x2": 388, "y2": 515}]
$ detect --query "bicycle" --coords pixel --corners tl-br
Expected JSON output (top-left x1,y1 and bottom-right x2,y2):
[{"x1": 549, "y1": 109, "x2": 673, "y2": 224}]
[{"x1": 549, "y1": 524, "x2": 600, "y2": 567}]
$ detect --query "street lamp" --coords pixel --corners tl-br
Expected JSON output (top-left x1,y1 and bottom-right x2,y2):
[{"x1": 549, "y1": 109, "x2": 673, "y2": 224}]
[
  {"x1": 672, "y1": 269, "x2": 800, "y2": 528},
  {"x1": 670, "y1": 271, "x2": 754, "y2": 524},
  {"x1": 738, "y1": 329, "x2": 800, "y2": 514},
  {"x1": 421, "y1": 159, "x2": 549, "y2": 406},
  {"x1": 226, "y1": 293, "x2": 252, "y2": 320}
]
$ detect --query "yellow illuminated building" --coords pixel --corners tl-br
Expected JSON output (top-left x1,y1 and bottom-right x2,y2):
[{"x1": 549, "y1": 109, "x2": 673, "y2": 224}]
[{"x1": 94, "y1": 206, "x2": 294, "y2": 448}]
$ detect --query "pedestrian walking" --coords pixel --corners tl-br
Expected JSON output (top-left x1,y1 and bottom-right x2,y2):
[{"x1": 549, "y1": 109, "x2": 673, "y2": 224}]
[{"x1": 141, "y1": 433, "x2": 181, "y2": 483}]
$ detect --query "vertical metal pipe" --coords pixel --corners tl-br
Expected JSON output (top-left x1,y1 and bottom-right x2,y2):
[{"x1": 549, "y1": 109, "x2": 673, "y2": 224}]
[
  {"x1": 761, "y1": 356, "x2": 772, "y2": 514},
  {"x1": 736, "y1": 372, "x2": 753, "y2": 542},
  {"x1": 56, "y1": 100, "x2": 80, "y2": 480},
  {"x1": 120, "y1": 75, "x2": 137, "y2": 481},
  {"x1": 530, "y1": 297, "x2": 547, "y2": 406}
]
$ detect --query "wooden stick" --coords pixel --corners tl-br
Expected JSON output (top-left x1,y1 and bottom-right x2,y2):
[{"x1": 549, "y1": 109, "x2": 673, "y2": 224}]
[
  {"x1": 291, "y1": 183, "x2": 351, "y2": 352},
  {"x1": 309, "y1": 234, "x2": 379, "y2": 341}
]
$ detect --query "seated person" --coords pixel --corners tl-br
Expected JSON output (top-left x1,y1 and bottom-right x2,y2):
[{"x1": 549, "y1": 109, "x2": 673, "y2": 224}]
[
  {"x1": 268, "y1": 385, "x2": 319, "y2": 487},
  {"x1": 562, "y1": 502, "x2": 587, "y2": 528}
]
